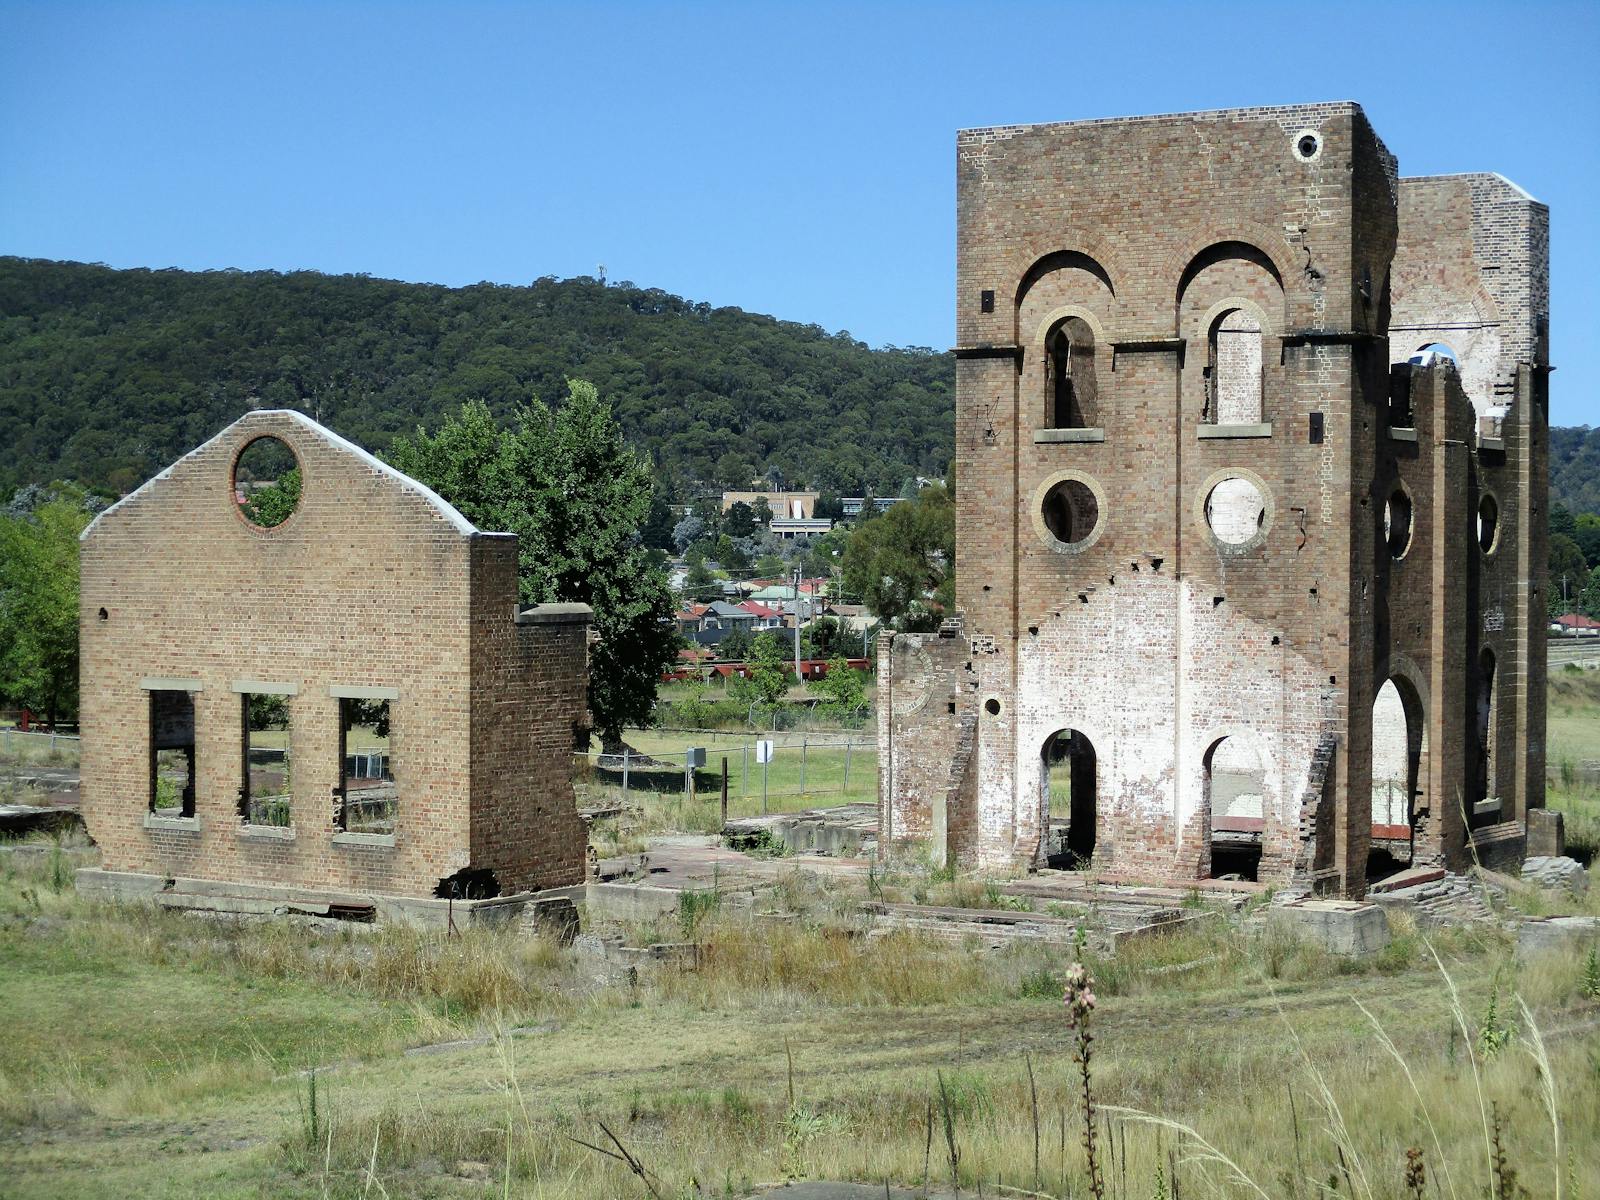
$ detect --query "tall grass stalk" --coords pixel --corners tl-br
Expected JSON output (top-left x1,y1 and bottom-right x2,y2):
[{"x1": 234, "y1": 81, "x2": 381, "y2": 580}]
[
  {"x1": 1429, "y1": 940, "x2": 1497, "y2": 1190},
  {"x1": 1517, "y1": 996, "x2": 1561, "y2": 1200},
  {"x1": 1353, "y1": 997, "x2": 1460, "y2": 1200}
]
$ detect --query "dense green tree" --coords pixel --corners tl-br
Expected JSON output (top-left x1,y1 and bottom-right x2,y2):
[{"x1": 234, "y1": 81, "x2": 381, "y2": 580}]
[
  {"x1": 1551, "y1": 503, "x2": 1578, "y2": 541},
  {"x1": 240, "y1": 467, "x2": 301, "y2": 528},
  {"x1": 740, "y1": 632, "x2": 791, "y2": 712},
  {"x1": 1549, "y1": 532, "x2": 1589, "y2": 615},
  {"x1": 750, "y1": 497, "x2": 774, "y2": 526},
  {"x1": 641, "y1": 492, "x2": 677, "y2": 551},
  {"x1": 1574, "y1": 512, "x2": 1600, "y2": 569},
  {"x1": 0, "y1": 485, "x2": 93, "y2": 724},
  {"x1": 724, "y1": 501, "x2": 756, "y2": 538},
  {"x1": 801, "y1": 616, "x2": 847, "y2": 660},
  {"x1": 717, "y1": 626, "x2": 753, "y2": 662},
  {"x1": 389, "y1": 383, "x2": 678, "y2": 749},
  {"x1": 814, "y1": 491, "x2": 844, "y2": 522},
  {"x1": 807, "y1": 656, "x2": 867, "y2": 724},
  {"x1": 683, "y1": 560, "x2": 719, "y2": 601},
  {"x1": 841, "y1": 484, "x2": 955, "y2": 631},
  {"x1": 1577, "y1": 565, "x2": 1600, "y2": 620}
]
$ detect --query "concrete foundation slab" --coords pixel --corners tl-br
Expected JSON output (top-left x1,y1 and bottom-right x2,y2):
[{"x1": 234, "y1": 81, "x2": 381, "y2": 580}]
[{"x1": 1270, "y1": 900, "x2": 1390, "y2": 956}]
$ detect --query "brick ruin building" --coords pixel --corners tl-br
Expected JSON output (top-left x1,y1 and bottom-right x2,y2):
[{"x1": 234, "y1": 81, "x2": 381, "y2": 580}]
[
  {"x1": 75, "y1": 410, "x2": 589, "y2": 919},
  {"x1": 878, "y1": 103, "x2": 1552, "y2": 897}
]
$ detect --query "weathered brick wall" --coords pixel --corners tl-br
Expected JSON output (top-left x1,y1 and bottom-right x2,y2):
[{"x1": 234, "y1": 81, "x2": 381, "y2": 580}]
[
  {"x1": 885, "y1": 102, "x2": 1544, "y2": 894},
  {"x1": 468, "y1": 538, "x2": 588, "y2": 894},
  {"x1": 877, "y1": 629, "x2": 974, "y2": 860},
  {"x1": 1389, "y1": 174, "x2": 1551, "y2": 416},
  {"x1": 79, "y1": 410, "x2": 585, "y2": 900}
]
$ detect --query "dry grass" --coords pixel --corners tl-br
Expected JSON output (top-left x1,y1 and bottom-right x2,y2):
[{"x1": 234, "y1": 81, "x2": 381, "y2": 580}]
[{"x1": 4, "y1": 833, "x2": 1599, "y2": 1199}]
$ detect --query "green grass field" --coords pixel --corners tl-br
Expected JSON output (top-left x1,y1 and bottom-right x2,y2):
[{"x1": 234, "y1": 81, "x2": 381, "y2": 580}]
[{"x1": 2, "y1": 838, "x2": 1598, "y2": 1199}]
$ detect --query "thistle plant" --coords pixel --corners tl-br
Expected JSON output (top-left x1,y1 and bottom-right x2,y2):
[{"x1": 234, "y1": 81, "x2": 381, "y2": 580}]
[
  {"x1": 1064, "y1": 961, "x2": 1105, "y2": 1200},
  {"x1": 1404, "y1": 1146, "x2": 1426, "y2": 1198}
]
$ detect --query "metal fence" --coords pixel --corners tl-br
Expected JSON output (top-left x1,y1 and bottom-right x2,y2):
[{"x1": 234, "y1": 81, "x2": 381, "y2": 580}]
[
  {"x1": 0, "y1": 728, "x2": 81, "y2": 759},
  {"x1": 573, "y1": 732, "x2": 876, "y2": 814}
]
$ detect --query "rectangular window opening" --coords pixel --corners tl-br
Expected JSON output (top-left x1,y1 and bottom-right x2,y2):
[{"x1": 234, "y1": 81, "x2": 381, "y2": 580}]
[
  {"x1": 149, "y1": 690, "x2": 196, "y2": 817},
  {"x1": 241, "y1": 693, "x2": 292, "y2": 827},
  {"x1": 339, "y1": 698, "x2": 395, "y2": 834}
]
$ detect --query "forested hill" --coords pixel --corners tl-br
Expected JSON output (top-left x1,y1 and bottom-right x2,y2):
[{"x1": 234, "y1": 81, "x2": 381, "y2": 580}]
[
  {"x1": 0, "y1": 257, "x2": 953, "y2": 498},
  {"x1": 1552, "y1": 426, "x2": 1600, "y2": 517}
]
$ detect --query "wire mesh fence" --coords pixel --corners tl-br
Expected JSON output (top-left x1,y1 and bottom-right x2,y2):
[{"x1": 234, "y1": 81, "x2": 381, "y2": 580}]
[{"x1": 573, "y1": 730, "x2": 877, "y2": 817}]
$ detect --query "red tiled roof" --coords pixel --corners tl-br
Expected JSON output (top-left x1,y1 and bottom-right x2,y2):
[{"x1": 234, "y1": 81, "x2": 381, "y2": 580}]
[{"x1": 1555, "y1": 613, "x2": 1600, "y2": 629}]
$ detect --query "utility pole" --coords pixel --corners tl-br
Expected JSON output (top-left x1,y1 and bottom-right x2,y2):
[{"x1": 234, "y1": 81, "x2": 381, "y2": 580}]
[{"x1": 792, "y1": 566, "x2": 803, "y2": 681}]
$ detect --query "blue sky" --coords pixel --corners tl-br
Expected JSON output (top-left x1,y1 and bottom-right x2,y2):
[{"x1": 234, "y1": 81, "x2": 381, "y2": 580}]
[{"x1": 4, "y1": 1, "x2": 1597, "y2": 425}]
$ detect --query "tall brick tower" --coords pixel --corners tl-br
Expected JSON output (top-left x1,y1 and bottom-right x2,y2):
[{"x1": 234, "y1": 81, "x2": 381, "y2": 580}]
[{"x1": 877, "y1": 104, "x2": 1550, "y2": 897}]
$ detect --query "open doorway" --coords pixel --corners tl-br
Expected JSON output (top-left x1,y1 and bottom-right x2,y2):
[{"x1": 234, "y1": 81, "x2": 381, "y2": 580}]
[
  {"x1": 1368, "y1": 678, "x2": 1422, "y2": 879},
  {"x1": 1042, "y1": 729, "x2": 1097, "y2": 868},
  {"x1": 1204, "y1": 735, "x2": 1265, "y2": 880}
]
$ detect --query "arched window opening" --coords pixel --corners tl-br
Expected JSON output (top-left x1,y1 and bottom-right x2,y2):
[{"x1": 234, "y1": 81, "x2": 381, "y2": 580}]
[
  {"x1": 1042, "y1": 729, "x2": 1096, "y2": 869},
  {"x1": 1205, "y1": 736, "x2": 1264, "y2": 881},
  {"x1": 1473, "y1": 651, "x2": 1499, "y2": 825},
  {"x1": 1477, "y1": 494, "x2": 1499, "y2": 554},
  {"x1": 1383, "y1": 487, "x2": 1413, "y2": 560},
  {"x1": 1409, "y1": 342, "x2": 1457, "y2": 368},
  {"x1": 1045, "y1": 317, "x2": 1098, "y2": 429},
  {"x1": 1207, "y1": 308, "x2": 1263, "y2": 424},
  {"x1": 1367, "y1": 679, "x2": 1420, "y2": 880}
]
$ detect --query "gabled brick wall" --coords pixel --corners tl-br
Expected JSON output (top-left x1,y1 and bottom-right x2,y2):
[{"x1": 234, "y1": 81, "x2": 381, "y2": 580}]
[{"x1": 79, "y1": 410, "x2": 586, "y2": 901}]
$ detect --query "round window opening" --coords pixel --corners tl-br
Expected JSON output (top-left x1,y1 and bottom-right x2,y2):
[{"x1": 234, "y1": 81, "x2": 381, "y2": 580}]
[
  {"x1": 1384, "y1": 487, "x2": 1413, "y2": 559},
  {"x1": 984, "y1": 698, "x2": 1002, "y2": 717},
  {"x1": 1294, "y1": 131, "x2": 1321, "y2": 160},
  {"x1": 1041, "y1": 479, "x2": 1101, "y2": 548},
  {"x1": 1204, "y1": 477, "x2": 1266, "y2": 547},
  {"x1": 1477, "y1": 493, "x2": 1500, "y2": 554},
  {"x1": 234, "y1": 436, "x2": 302, "y2": 529}
]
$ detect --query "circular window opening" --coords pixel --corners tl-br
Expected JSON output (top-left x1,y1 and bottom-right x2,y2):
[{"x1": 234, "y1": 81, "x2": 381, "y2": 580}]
[
  {"x1": 1477, "y1": 493, "x2": 1499, "y2": 554},
  {"x1": 1384, "y1": 487, "x2": 1413, "y2": 559},
  {"x1": 1041, "y1": 479, "x2": 1101, "y2": 548},
  {"x1": 984, "y1": 698, "x2": 1002, "y2": 717},
  {"x1": 1204, "y1": 477, "x2": 1266, "y2": 546},
  {"x1": 1294, "y1": 131, "x2": 1321, "y2": 160},
  {"x1": 234, "y1": 436, "x2": 301, "y2": 528}
]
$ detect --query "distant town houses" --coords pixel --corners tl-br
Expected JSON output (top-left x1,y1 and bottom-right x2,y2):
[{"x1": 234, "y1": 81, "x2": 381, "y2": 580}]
[{"x1": 1552, "y1": 612, "x2": 1600, "y2": 637}]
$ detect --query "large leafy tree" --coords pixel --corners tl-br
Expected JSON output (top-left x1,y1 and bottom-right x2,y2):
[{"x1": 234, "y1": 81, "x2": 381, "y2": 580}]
[
  {"x1": 841, "y1": 485, "x2": 955, "y2": 631},
  {"x1": 389, "y1": 383, "x2": 678, "y2": 749},
  {"x1": 1550, "y1": 532, "x2": 1589, "y2": 616},
  {"x1": 0, "y1": 485, "x2": 94, "y2": 725}
]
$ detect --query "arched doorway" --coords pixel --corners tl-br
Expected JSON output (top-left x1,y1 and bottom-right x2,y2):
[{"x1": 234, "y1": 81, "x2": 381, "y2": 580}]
[
  {"x1": 1368, "y1": 678, "x2": 1423, "y2": 878},
  {"x1": 1041, "y1": 729, "x2": 1097, "y2": 869},
  {"x1": 1204, "y1": 735, "x2": 1265, "y2": 880},
  {"x1": 1472, "y1": 650, "x2": 1499, "y2": 827}
]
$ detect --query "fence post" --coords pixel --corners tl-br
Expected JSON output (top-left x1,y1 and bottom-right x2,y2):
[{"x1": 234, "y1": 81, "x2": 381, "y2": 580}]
[
  {"x1": 721, "y1": 756, "x2": 729, "y2": 827},
  {"x1": 800, "y1": 736, "x2": 808, "y2": 796},
  {"x1": 742, "y1": 742, "x2": 750, "y2": 798},
  {"x1": 621, "y1": 747, "x2": 630, "y2": 807},
  {"x1": 844, "y1": 741, "x2": 853, "y2": 794}
]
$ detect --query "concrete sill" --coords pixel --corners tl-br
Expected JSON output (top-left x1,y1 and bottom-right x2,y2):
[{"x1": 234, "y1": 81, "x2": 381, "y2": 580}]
[
  {"x1": 1197, "y1": 422, "x2": 1273, "y2": 439},
  {"x1": 238, "y1": 824, "x2": 295, "y2": 841},
  {"x1": 333, "y1": 831, "x2": 396, "y2": 849},
  {"x1": 1479, "y1": 437, "x2": 1506, "y2": 452},
  {"x1": 1472, "y1": 799, "x2": 1503, "y2": 817},
  {"x1": 1033, "y1": 428, "x2": 1105, "y2": 444},
  {"x1": 1388, "y1": 427, "x2": 1418, "y2": 443},
  {"x1": 144, "y1": 813, "x2": 200, "y2": 833}
]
